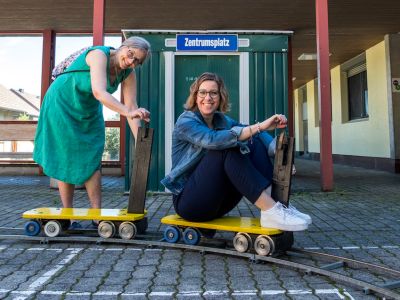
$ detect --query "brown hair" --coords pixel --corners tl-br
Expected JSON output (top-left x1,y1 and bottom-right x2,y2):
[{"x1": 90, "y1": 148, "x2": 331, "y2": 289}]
[{"x1": 184, "y1": 72, "x2": 230, "y2": 113}]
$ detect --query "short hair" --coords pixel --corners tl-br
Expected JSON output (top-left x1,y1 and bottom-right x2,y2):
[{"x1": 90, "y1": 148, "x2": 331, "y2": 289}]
[
  {"x1": 184, "y1": 72, "x2": 230, "y2": 113},
  {"x1": 121, "y1": 36, "x2": 151, "y2": 60}
]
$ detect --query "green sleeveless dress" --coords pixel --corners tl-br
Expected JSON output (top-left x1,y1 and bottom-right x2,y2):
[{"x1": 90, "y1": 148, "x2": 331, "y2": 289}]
[{"x1": 33, "y1": 46, "x2": 132, "y2": 185}]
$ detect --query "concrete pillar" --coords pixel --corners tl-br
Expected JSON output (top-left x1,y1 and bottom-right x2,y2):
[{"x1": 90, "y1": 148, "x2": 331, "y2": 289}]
[
  {"x1": 288, "y1": 36, "x2": 294, "y2": 137},
  {"x1": 385, "y1": 34, "x2": 400, "y2": 172}
]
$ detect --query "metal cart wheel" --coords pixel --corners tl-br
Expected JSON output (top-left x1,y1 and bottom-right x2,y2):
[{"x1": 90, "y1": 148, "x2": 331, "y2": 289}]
[
  {"x1": 24, "y1": 220, "x2": 41, "y2": 236},
  {"x1": 118, "y1": 221, "x2": 137, "y2": 240},
  {"x1": 163, "y1": 226, "x2": 181, "y2": 243},
  {"x1": 254, "y1": 235, "x2": 275, "y2": 256},
  {"x1": 43, "y1": 220, "x2": 62, "y2": 237},
  {"x1": 98, "y1": 221, "x2": 116, "y2": 239},
  {"x1": 264, "y1": 234, "x2": 276, "y2": 255},
  {"x1": 233, "y1": 232, "x2": 253, "y2": 253},
  {"x1": 182, "y1": 227, "x2": 201, "y2": 245}
]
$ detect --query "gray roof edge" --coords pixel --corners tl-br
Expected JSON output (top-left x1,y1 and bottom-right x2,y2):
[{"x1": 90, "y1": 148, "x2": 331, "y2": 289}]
[
  {"x1": 122, "y1": 29, "x2": 294, "y2": 38},
  {"x1": 0, "y1": 106, "x2": 22, "y2": 113},
  {"x1": 9, "y1": 89, "x2": 40, "y2": 112}
]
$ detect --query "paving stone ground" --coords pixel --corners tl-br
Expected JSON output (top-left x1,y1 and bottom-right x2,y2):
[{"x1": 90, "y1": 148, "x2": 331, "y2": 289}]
[{"x1": 0, "y1": 158, "x2": 399, "y2": 299}]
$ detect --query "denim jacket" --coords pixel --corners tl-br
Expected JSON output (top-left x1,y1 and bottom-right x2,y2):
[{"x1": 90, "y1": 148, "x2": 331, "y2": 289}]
[{"x1": 160, "y1": 110, "x2": 275, "y2": 195}]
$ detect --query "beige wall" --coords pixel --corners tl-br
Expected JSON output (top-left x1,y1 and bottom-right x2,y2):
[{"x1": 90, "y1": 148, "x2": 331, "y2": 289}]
[
  {"x1": 293, "y1": 80, "x2": 320, "y2": 153},
  {"x1": 294, "y1": 89, "x2": 303, "y2": 151},
  {"x1": 295, "y1": 40, "x2": 391, "y2": 158},
  {"x1": 305, "y1": 80, "x2": 320, "y2": 153}
]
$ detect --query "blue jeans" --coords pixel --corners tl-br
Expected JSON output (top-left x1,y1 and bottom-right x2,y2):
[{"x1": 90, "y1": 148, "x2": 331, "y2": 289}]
[{"x1": 173, "y1": 137, "x2": 273, "y2": 222}]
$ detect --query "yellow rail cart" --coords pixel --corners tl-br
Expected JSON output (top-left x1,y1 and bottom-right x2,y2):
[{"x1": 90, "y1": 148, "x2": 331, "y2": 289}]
[
  {"x1": 161, "y1": 132, "x2": 296, "y2": 256},
  {"x1": 22, "y1": 125, "x2": 154, "y2": 240}
]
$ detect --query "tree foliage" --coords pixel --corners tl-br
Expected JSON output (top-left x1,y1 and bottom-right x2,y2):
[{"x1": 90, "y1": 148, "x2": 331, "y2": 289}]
[
  {"x1": 17, "y1": 112, "x2": 30, "y2": 120},
  {"x1": 104, "y1": 127, "x2": 120, "y2": 160}
]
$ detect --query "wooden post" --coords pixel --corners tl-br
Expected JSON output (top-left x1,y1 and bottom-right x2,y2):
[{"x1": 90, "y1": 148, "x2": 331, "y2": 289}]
[
  {"x1": 316, "y1": 0, "x2": 334, "y2": 191},
  {"x1": 40, "y1": 29, "x2": 56, "y2": 175},
  {"x1": 120, "y1": 33, "x2": 126, "y2": 176},
  {"x1": 93, "y1": 0, "x2": 105, "y2": 46},
  {"x1": 40, "y1": 29, "x2": 55, "y2": 106}
]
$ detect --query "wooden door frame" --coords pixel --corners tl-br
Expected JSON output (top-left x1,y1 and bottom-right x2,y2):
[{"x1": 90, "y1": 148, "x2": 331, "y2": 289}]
[{"x1": 163, "y1": 51, "x2": 249, "y2": 176}]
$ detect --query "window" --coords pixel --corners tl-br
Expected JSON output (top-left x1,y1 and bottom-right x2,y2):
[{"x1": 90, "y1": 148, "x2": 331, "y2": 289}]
[
  {"x1": 0, "y1": 35, "x2": 42, "y2": 162},
  {"x1": 0, "y1": 36, "x2": 42, "y2": 121},
  {"x1": 347, "y1": 64, "x2": 368, "y2": 120},
  {"x1": 103, "y1": 127, "x2": 120, "y2": 161},
  {"x1": 341, "y1": 53, "x2": 368, "y2": 123}
]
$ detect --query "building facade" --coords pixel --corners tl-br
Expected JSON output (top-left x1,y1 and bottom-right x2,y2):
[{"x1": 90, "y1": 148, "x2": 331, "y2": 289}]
[{"x1": 294, "y1": 35, "x2": 400, "y2": 173}]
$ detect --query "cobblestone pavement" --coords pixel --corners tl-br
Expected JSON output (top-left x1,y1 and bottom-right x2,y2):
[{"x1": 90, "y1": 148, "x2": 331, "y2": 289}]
[{"x1": 0, "y1": 158, "x2": 399, "y2": 299}]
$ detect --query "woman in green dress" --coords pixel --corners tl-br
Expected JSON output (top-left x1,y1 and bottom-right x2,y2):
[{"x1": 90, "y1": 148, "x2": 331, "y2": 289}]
[{"x1": 33, "y1": 36, "x2": 151, "y2": 217}]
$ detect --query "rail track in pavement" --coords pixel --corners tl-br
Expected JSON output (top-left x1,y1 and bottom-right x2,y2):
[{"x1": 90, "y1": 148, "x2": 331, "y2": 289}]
[{"x1": 0, "y1": 232, "x2": 399, "y2": 299}]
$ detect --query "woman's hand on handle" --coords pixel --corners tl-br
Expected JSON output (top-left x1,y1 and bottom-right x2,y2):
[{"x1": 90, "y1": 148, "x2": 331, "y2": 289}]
[
  {"x1": 273, "y1": 114, "x2": 287, "y2": 129},
  {"x1": 260, "y1": 114, "x2": 287, "y2": 131},
  {"x1": 127, "y1": 107, "x2": 151, "y2": 123}
]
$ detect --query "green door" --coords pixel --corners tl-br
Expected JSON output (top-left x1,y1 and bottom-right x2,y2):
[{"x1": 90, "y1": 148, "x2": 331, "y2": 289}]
[{"x1": 174, "y1": 55, "x2": 240, "y2": 121}]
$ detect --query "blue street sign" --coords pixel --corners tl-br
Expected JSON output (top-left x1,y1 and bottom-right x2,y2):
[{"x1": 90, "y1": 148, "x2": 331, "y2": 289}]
[{"x1": 176, "y1": 34, "x2": 238, "y2": 52}]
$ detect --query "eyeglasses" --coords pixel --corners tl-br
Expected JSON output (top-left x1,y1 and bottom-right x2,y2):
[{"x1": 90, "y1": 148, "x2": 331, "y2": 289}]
[
  {"x1": 197, "y1": 89, "x2": 220, "y2": 99},
  {"x1": 126, "y1": 48, "x2": 144, "y2": 67}
]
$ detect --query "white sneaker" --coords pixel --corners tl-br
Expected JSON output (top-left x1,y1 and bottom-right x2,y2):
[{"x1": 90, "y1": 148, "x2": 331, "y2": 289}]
[
  {"x1": 287, "y1": 204, "x2": 312, "y2": 225},
  {"x1": 260, "y1": 202, "x2": 308, "y2": 231}
]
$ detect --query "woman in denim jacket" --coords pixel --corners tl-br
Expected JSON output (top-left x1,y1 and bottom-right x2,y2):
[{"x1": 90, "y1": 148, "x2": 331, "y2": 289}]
[{"x1": 161, "y1": 72, "x2": 311, "y2": 231}]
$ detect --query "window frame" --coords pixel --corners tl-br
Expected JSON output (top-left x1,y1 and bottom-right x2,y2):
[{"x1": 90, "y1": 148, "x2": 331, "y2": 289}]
[{"x1": 340, "y1": 53, "x2": 369, "y2": 123}]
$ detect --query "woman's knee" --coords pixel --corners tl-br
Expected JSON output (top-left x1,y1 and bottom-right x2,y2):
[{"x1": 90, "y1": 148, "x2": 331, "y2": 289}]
[
  {"x1": 223, "y1": 147, "x2": 244, "y2": 162},
  {"x1": 206, "y1": 148, "x2": 237, "y2": 161}
]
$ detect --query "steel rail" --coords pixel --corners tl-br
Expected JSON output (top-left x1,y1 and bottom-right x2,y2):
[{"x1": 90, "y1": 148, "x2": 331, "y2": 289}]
[
  {"x1": 0, "y1": 234, "x2": 399, "y2": 299},
  {"x1": 256, "y1": 254, "x2": 400, "y2": 300},
  {"x1": 290, "y1": 247, "x2": 400, "y2": 278}
]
